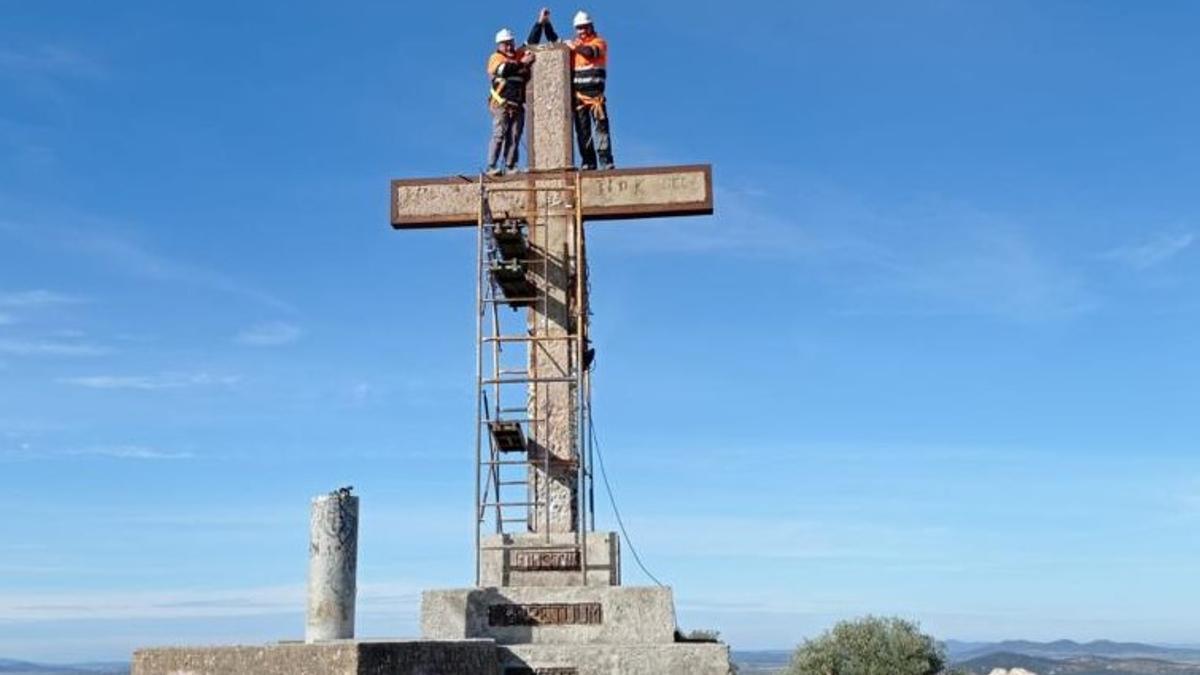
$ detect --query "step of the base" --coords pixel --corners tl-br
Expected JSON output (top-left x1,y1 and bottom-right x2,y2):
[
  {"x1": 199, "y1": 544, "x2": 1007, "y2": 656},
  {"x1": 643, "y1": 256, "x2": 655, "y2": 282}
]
[
  {"x1": 422, "y1": 586, "x2": 676, "y2": 645},
  {"x1": 501, "y1": 643, "x2": 732, "y2": 675}
]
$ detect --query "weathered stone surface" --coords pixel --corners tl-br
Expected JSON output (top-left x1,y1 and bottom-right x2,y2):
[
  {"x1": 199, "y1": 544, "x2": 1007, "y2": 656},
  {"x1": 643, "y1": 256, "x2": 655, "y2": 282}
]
[
  {"x1": 502, "y1": 643, "x2": 732, "y2": 675},
  {"x1": 421, "y1": 587, "x2": 677, "y2": 645},
  {"x1": 390, "y1": 167, "x2": 713, "y2": 229},
  {"x1": 525, "y1": 177, "x2": 578, "y2": 535},
  {"x1": 480, "y1": 532, "x2": 620, "y2": 587},
  {"x1": 527, "y1": 45, "x2": 573, "y2": 172},
  {"x1": 132, "y1": 640, "x2": 499, "y2": 675},
  {"x1": 307, "y1": 490, "x2": 358, "y2": 642}
]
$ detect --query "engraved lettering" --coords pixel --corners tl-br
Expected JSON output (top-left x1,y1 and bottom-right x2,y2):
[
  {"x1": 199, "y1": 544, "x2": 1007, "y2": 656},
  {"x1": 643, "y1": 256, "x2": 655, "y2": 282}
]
[
  {"x1": 511, "y1": 549, "x2": 581, "y2": 571},
  {"x1": 487, "y1": 602, "x2": 603, "y2": 626}
]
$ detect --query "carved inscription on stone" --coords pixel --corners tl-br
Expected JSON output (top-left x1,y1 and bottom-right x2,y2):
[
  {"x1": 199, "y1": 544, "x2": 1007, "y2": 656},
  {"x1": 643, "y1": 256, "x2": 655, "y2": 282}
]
[
  {"x1": 391, "y1": 166, "x2": 712, "y2": 227},
  {"x1": 488, "y1": 602, "x2": 603, "y2": 627},
  {"x1": 510, "y1": 549, "x2": 581, "y2": 572},
  {"x1": 505, "y1": 668, "x2": 578, "y2": 675}
]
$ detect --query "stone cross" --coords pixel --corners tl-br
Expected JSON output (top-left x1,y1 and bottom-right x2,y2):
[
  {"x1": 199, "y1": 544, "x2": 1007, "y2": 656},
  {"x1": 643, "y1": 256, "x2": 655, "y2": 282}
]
[{"x1": 391, "y1": 44, "x2": 712, "y2": 535}]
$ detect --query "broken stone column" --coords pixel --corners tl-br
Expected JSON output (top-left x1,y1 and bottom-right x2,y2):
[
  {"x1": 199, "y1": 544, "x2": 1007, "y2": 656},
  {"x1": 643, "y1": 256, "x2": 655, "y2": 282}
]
[{"x1": 306, "y1": 487, "x2": 358, "y2": 642}]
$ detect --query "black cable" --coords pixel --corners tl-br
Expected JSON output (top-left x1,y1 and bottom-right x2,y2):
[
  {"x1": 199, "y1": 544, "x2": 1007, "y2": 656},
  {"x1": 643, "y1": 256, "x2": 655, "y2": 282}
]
[{"x1": 588, "y1": 409, "x2": 665, "y2": 588}]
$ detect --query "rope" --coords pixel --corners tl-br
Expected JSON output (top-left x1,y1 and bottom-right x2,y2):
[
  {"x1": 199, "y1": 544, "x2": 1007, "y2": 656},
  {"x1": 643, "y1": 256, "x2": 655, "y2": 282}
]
[{"x1": 588, "y1": 408, "x2": 665, "y2": 588}]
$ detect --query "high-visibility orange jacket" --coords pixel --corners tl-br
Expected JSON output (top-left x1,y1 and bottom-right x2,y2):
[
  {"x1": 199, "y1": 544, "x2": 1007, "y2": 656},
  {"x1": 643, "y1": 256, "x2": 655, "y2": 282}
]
[
  {"x1": 571, "y1": 34, "x2": 607, "y2": 95},
  {"x1": 487, "y1": 49, "x2": 530, "y2": 108}
]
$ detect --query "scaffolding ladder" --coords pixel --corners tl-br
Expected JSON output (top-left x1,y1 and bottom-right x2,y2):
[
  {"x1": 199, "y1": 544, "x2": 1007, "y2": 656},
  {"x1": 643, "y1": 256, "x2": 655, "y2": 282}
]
[{"x1": 473, "y1": 171, "x2": 595, "y2": 586}]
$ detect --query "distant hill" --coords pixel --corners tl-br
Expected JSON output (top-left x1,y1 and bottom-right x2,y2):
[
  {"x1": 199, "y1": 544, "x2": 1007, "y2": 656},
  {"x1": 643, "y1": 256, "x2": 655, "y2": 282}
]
[
  {"x1": 733, "y1": 650, "x2": 791, "y2": 673},
  {"x1": 955, "y1": 651, "x2": 1200, "y2": 675},
  {"x1": 0, "y1": 660, "x2": 128, "y2": 675},
  {"x1": 947, "y1": 640, "x2": 1200, "y2": 664},
  {"x1": 732, "y1": 641, "x2": 1200, "y2": 675}
]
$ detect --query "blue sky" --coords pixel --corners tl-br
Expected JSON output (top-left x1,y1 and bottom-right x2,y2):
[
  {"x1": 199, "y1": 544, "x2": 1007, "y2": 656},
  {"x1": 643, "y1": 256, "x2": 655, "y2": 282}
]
[{"x1": 2, "y1": 0, "x2": 1199, "y2": 663}]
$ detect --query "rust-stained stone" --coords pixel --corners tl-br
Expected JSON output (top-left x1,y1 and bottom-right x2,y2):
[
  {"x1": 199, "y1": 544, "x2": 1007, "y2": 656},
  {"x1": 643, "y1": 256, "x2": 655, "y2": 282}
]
[{"x1": 390, "y1": 166, "x2": 713, "y2": 229}]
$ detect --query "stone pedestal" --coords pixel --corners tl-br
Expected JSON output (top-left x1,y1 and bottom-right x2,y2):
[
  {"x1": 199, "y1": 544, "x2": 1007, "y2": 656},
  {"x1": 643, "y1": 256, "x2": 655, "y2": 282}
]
[
  {"x1": 133, "y1": 640, "x2": 498, "y2": 675},
  {"x1": 481, "y1": 532, "x2": 620, "y2": 587},
  {"x1": 420, "y1": 585, "x2": 732, "y2": 675},
  {"x1": 421, "y1": 587, "x2": 677, "y2": 645}
]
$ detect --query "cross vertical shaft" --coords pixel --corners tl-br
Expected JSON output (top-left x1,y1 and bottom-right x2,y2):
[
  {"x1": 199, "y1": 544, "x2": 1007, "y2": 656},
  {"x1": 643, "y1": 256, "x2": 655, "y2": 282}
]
[{"x1": 525, "y1": 44, "x2": 582, "y2": 533}]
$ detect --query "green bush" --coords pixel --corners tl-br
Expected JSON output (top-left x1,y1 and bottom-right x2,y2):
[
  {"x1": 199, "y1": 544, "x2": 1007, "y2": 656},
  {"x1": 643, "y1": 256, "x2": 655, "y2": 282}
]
[{"x1": 785, "y1": 616, "x2": 957, "y2": 675}]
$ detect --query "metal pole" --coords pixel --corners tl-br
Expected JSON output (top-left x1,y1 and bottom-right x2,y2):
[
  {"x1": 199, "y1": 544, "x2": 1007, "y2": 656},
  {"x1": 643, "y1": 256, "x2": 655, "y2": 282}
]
[
  {"x1": 574, "y1": 169, "x2": 588, "y2": 582},
  {"x1": 474, "y1": 177, "x2": 486, "y2": 586},
  {"x1": 490, "y1": 285, "x2": 503, "y2": 535}
]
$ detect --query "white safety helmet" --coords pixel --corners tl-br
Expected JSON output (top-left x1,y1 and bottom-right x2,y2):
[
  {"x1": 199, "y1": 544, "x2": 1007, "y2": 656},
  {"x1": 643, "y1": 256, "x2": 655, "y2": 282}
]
[
  {"x1": 495, "y1": 28, "x2": 516, "y2": 44},
  {"x1": 573, "y1": 10, "x2": 593, "y2": 28}
]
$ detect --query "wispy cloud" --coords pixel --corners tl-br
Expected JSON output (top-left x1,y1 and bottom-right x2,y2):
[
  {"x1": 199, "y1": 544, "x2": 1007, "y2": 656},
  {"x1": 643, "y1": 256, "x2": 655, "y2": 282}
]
[
  {"x1": 1, "y1": 443, "x2": 193, "y2": 462},
  {"x1": 0, "y1": 222, "x2": 294, "y2": 312},
  {"x1": 0, "y1": 338, "x2": 108, "y2": 357},
  {"x1": 875, "y1": 222, "x2": 1094, "y2": 321},
  {"x1": 0, "y1": 289, "x2": 82, "y2": 307},
  {"x1": 69, "y1": 446, "x2": 194, "y2": 461},
  {"x1": 626, "y1": 514, "x2": 953, "y2": 565},
  {"x1": 235, "y1": 321, "x2": 302, "y2": 346},
  {"x1": 59, "y1": 372, "x2": 241, "y2": 391},
  {"x1": 601, "y1": 184, "x2": 1093, "y2": 321},
  {"x1": 1101, "y1": 231, "x2": 1196, "y2": 270},
  {"x1": 350, "y1": 381, "x2": 373, "y2": 404},
  {"x1": 74, "y1": 230, "x2": 295, "y2": 312},
  {"x1": 0, "y1": 582, "x2": 420, "y2": 621},
  {"x1": 0, "y1": 46, "x2": 106, "y2": 80},
  {"x1": 1176, "y1": 483, "x2": 1200, "y2": 520}
]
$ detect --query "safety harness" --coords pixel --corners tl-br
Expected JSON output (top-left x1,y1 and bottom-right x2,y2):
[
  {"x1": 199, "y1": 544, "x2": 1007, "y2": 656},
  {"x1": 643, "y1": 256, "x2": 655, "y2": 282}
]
[
  {"x1": 490, "y1": 82, "x2": 517, "y2": 109},
  {"x1": 489, "y1": 51, "x2": 526, "y2": 110},
  {"x1": 574, "y1": 91, "x2": 607, "y2": 120}
]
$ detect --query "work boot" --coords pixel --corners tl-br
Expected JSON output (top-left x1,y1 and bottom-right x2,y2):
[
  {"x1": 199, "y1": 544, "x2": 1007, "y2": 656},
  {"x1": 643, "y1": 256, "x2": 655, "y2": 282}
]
[
  {"x1": 580, "y1": 164, "x2": 597, "y2": 171},
  {"x1": 486, "y1": 166, "x2": 504, "y2": 177},
  {"x1": 507, "y1": 166, "x2": 525, "y2": 174},
  {"x1": 599, "y1": 163, "x2": 615, "y2": 171}
]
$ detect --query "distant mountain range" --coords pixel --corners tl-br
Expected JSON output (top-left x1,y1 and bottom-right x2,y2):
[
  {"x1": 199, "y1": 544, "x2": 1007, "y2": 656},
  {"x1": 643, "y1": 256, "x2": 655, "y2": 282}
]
[
  {"x1": 6, "y1": 642, "x2": 1200, "y2": 675},
  {"x1": 732, "y1": 650, "x2": 792, "y2": 673},
  {"x1": 0, "y1": 660, "x2": 128, "y2": 675},
  {"x1": 955, "y1": 651, "x2": 1200, "y2": 675},
  {"x1": 947, "y1": 640, "x2": 1200, "y2": 665},
  {"x1": 731, "y1": 641, "x2": 1200, "y2": 674}
]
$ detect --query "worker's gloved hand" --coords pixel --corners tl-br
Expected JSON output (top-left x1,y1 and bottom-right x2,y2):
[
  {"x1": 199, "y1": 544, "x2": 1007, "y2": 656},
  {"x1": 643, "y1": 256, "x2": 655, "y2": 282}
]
[{"x1": 521, "y1": 51, "x2": 536, "y2": 65}]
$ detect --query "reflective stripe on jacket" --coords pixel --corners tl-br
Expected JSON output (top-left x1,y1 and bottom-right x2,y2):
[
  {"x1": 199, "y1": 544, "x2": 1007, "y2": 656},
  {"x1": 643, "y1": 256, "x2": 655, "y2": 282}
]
[{"x1": 571, "y1": 35, "x2": 607, "y2": 93}]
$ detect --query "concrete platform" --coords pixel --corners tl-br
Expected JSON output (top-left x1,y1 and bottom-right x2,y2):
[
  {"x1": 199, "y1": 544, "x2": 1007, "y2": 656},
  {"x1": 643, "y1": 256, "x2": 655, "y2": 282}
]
[
  {"x1": 132, "y1": 640, "x2": 498, "y2": 675},
  {"x1": 502, "y1": 643, "x2": 732, "y2": 675},
  {"x1": 481, "y1": 532, "x2": 620, "y2": 587},
  {"x1": 422, "y1": 586, "x2": 677, "y2": 646}
]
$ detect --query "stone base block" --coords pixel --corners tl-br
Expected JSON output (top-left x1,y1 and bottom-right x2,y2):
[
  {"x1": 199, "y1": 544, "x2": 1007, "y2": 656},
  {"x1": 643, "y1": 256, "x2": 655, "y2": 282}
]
[
  {"x1": 132, "y1": 640, "x2": 498, "y2": 675},
  {"x1": 422, "y1": 586, "x2": 676, "y2": 645},
  {"x1": 481, "y1": 532, "x2": 620, "y2": 587},
  {"x1": 501, "y1": 643, "x2": 732, "y2": 675}
]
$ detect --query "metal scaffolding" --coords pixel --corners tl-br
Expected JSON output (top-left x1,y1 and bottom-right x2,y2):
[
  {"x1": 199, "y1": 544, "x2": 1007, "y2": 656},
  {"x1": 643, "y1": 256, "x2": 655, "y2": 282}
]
[{"x1": 473, "y1": 172, "x2": 595, "y2": 586}]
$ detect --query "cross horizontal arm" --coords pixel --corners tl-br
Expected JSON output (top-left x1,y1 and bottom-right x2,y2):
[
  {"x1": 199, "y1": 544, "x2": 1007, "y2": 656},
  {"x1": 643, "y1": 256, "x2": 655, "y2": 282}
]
[{"x1": 390, "y1": 164, "x2": 713, "y2": 229}]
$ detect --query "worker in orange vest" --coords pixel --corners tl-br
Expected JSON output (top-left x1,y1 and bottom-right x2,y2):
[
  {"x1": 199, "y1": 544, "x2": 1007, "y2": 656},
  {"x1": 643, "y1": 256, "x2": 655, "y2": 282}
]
[
  {"x1": 566, "y1": 10, "x2": 614, "y2": 171},
  {"x1": 486, "y1": 27, "x2": 536, "y2": 176}
]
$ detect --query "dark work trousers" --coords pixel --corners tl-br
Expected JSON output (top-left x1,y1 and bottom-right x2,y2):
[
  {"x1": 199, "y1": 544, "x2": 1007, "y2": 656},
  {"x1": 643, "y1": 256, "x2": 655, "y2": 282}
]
[
  {"x1": 573, "y1": 99, "x2": 613, "y2": 169},
  {"x1": 488, "y1": 105, "x2": 525, "y2": 170}
]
